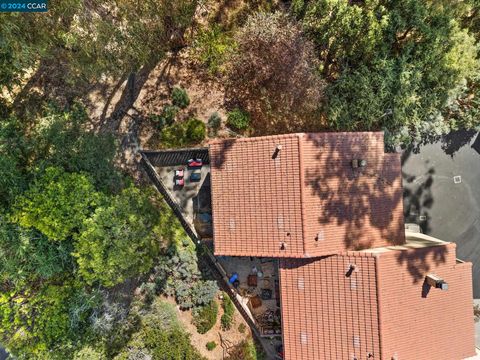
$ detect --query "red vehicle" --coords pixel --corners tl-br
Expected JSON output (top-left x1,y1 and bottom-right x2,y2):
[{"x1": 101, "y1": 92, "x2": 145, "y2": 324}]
[{"x1": 187, "y1": 158, "x2": 203, "y2": 168}]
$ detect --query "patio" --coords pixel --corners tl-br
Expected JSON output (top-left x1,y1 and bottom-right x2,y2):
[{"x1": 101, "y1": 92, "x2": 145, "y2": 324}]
[
  {"x1": 216, "y1": 256, "x2": 282, "y2": 337},
  {"x1": 155, "y1": 162, "x2": 212, "y2": 239}
]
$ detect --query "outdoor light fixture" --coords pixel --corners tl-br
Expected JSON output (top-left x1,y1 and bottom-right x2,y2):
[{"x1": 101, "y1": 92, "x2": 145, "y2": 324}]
[{"x1": 426, "y1": 274, "x2": 448, "y2": 291}]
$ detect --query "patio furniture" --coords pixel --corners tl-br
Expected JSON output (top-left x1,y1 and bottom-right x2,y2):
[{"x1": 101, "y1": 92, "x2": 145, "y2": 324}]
[
  {"x1": 187, "y1": 158, "x2": 203, "y2": 168},
  {"x1": 247, "y1": 274, "x2": 258, "y2": 287},
  {"x1": 190, "y1": 169, "x2": 201, "y2": 182},
  {"x1": 261, "y1": 288, "x2": 272, "y2": 300},
  {"x1": 249, "y1": 296, "x2": 262, "y2": 309}
]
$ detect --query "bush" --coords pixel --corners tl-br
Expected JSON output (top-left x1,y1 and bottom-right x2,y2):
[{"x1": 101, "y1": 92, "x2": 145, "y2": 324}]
[
  {"x1": 149, "y1": 105, "x2": 178, "y2": 129},
  {"x1": 171, "y1": 87, "x2": 190, "y2": 109},
  {"x1": 193, "y1": 301, "x2": 218, "y2": 334},
  {"x1": 160, "y1": 118, "x2": 206, "y2": 148},
  {"x1": 194, "y1": 25, "x2": 236, "y2": 74},
  {"x1": 225, "y1": 12, "x2": 323, "y2": 134},
  {"x1": 226, "y1": 108, "x2": 250, "y2": 131},
  {"x1": 154, "y1": 241, "x2": 219, "y2": 309},
  {"x1": 225, "y1": 339, "x2": 263, "y2": 360},
  {"x1": 221, "y1": 293, "x2": 235, "y2": 330},
  {"x1": 206, "y1": 341, "x2": 217, "y2": 351},
  {"x1": 207, "y1": 112, "x2": 222, "y2": 135},
  {"x1": 238, "y1": 323, "x2": 246, "y2": 334},
  {"x1": 185, "y1": 118, "x2": 206, "y2": 143}
]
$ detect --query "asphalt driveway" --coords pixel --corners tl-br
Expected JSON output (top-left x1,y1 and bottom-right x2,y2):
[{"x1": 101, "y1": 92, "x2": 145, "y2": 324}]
[{"x1": 402, "y1": 130, "x2": 480, "y2": 298}]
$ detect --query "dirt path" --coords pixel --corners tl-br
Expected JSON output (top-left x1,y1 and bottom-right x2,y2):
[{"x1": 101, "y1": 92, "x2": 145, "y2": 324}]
[
  {"x1": 84, "y1": 50, "x2": 227, "y2": 180},
  {"x1": 163, "y1": 296, "x2": 252, "y2": 360}
]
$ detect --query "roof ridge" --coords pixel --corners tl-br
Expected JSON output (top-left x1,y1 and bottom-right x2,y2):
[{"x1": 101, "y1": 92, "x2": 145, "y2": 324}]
[{"x1": 296, "y1": 133, "x2": 308, "y2": 256}]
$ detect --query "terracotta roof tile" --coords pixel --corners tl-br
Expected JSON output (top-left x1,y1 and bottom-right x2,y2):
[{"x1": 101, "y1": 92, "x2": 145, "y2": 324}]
[
  {"x1": 209, "y1": 132, "x2": 405, "y2": 257},
  {"x1": 279, "y1": 242, "x2": 475, "y2": 360}
]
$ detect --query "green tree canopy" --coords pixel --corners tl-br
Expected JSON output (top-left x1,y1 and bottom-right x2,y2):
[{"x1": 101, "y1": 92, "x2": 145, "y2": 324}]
[
  {"x1": 0, "y1": 216, "x2": 73, "y2": 287},
  {"x1": 292, "y1": 0, "x2": 480, "y2": 145},
  {"x1": 73, "y1": 186, "x2": 163, "y2": 287},
  {"x1": 0, "y1": 283, "x2": 98, "y2": 358},
  {"x1": 13, "y1": 167, "x2": 100, "y2": 241}
]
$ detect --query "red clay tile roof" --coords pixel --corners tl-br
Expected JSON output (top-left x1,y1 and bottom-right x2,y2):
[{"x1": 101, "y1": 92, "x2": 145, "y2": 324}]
[
  {"x1": 279, "y1": 242, "x2": 475, "y2": 360},
  {"x1": 209, "y1": 132, "x2": 405, "y2": 257}
]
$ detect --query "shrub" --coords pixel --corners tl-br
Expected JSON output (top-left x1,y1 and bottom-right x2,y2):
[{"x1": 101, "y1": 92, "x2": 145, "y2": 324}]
[
  {"x1": 225, "y1": 339, "x2": 263, "y2": 360},
  {"x1": 193, "y1": 300, "x2": 218, "y2": 334},
  {"x1": 154, "y1": 241, "x2": 219, "y2": 309},
  {"x1": 226, "y1": 108, "x2": 250, "y2": 131},
  {"x1": 185, "y1": 118, "x2": 206, "y2": 143},
  {"x1": 221, "y1": 293, "x2": 235, "y2": 330},
  {"x1": 171, "y1": 87, "x2": 190, "y2": 109},
  {"x1": 238, "y1": 323, "x2": 246, "y2": 334},
  {"x1": 194, "y1": 25, "x2": 236, "y2": 74},
  {"x1": 206, "y1": 341, "x2": 217, "y2": 351},
  {"x1": 207, "y1": 112, "x2": 222, "y2": 135},
  {"x1": 149, "y1": 105, "x2": 178, "y2": 129},
  {"x1": 160, "y1": 118, "x2": 206, "y2": 148},
  {"x1": 225, "y1": 12, "x2": 323, "y2": 134}
]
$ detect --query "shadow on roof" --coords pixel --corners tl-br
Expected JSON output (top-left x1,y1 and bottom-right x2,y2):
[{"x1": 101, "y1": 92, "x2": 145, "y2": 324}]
[
  {"x1": 303, "y1": 133, "x2": 404, "y2": 250},
  {"x1": 396, "y1": 244, "x2": 449, "y2": 284}
]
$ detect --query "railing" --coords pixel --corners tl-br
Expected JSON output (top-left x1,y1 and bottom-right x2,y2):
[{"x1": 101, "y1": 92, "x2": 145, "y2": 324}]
[
  {"x1": 140, "y1": 149, "x2": 266, "y2": 351},
  {"x1": 142, "y1": 147, "x2": 209, "y2": 167},
  {"x1": 140, "y1": 152, "x2": 199, "y2": 242}
]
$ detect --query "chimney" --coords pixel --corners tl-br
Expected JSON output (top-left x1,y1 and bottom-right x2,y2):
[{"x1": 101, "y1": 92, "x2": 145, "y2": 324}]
[
  {"x1": 272, "y1": 144, "x2": 282, "y2": 159},
  {"x1": 426, "y1": 274, "x2": 448, "y2": 291},
  {"x1": 351, "y1": 159, "x2": 367, "y2": 169}
]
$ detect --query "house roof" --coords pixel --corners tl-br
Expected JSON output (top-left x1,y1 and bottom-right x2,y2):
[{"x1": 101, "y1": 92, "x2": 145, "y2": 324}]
[
  {"x1": 278, "y1": 239, "x2": 475, "y2": 360},
  {"x1": 209, "y1": 132, "x2": 405, "y2": 258}
]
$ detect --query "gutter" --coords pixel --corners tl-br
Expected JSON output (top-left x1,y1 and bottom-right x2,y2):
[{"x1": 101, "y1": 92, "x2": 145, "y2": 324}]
[{"x1": 374, "y1": 254, "x2": 384, "y2": 359}]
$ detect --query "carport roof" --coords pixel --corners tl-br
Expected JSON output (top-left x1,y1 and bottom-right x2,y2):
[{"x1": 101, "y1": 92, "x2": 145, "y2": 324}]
[{"x1": 209, "y1": 132, "x2": 405, "y2": 258}]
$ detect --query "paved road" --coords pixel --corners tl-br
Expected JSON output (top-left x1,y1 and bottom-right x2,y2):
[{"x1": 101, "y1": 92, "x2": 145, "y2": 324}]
[{"x1": 402, "y1": 130, "x2": 480, "y2": 297}]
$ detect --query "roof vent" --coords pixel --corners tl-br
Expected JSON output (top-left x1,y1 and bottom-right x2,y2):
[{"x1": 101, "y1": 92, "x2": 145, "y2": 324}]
[
  {"x1": 297, "y1": 277, "x2": 305, "y2": 290},
  {"x1": 351, "y1": 159, "x2": 367, "y2": 169},
  {"x1": 300, "y1": 332, "x2": 307, "y2": 345},
  {"x1": 426, "y1": 274, "x2": 448, "y2": 291},
  {"x1": 277, "y1": 215, "x2": 284, "y2": 230},
  {"x1": 346, "y1": 264, "x2": 358, "y2": 277},
  {"x1": 353, "y1": 336, "x2": 360, "y2": 348},
  {"x1": 272, "y1": 144, "x2": 282, "y2": 159},
  {"x1": 228, "y1": 219, "x2": 236, "y2": 231}
]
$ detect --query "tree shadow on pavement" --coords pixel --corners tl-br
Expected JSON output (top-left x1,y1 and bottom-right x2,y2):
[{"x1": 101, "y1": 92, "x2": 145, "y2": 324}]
[{"x1": 401, "y1": 148, "x2": 435, "y2": 234}]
